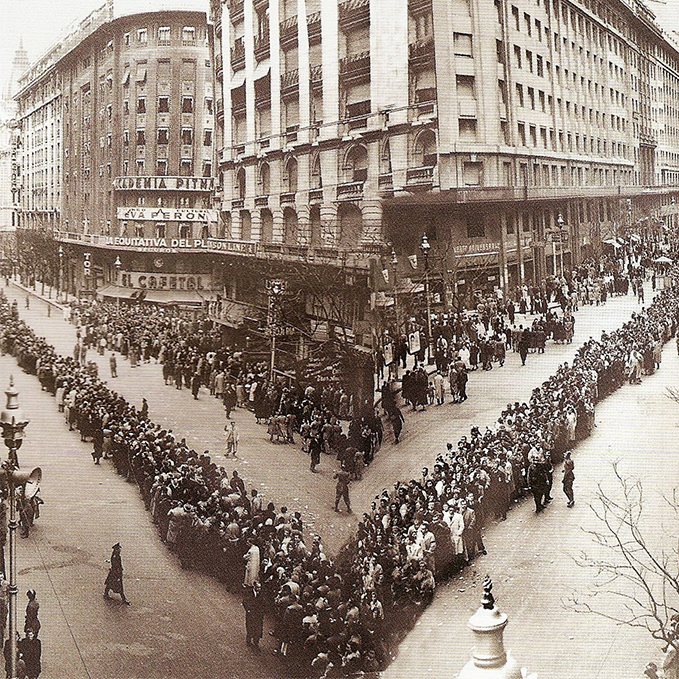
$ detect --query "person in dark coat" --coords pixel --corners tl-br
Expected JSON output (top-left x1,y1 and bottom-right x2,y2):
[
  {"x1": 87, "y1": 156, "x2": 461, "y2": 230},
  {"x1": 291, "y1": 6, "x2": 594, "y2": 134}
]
[
  {"x1": 242, "y1": 581, "x2": 265, "y2": 650},
  {"x1": 562, "y1": 451, "x2": 575, "y2": 507},
  {"x1": 104, "y1": 543, "x2": 130, "y2": 604},
  {"x1": 223, "y1": 383, "x2": 237, "y2": 419},
  {"x1": 190, "y1": 373, "x2": 201, "y2": 400},
  {"x1": 24, "y1": 590, "x2": 39, "y2": 638},
  {"x1": 18, "y1": 630, "x2": 40, "y2": 679},
  {"x1": 389, "y1": 406, "x2": 404, "y2": 444}
]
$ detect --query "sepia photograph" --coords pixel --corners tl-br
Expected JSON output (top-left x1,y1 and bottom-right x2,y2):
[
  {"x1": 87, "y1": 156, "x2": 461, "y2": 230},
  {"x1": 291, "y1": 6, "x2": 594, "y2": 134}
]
[{"x1": 1, "y1": 0, "x2": 679, "y2": 677}]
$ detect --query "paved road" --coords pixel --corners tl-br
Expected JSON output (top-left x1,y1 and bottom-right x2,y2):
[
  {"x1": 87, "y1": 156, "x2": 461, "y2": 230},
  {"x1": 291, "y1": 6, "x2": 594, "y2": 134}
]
[
  {"x1": 384, "y1": 321, "x2": 678, "y2": 679},
  {"x1": 2, "y1": 280, "x2": 661, "y2": 678},
  {"x1": 4, "y1": 282, "x2": 650, "y2": 557}
]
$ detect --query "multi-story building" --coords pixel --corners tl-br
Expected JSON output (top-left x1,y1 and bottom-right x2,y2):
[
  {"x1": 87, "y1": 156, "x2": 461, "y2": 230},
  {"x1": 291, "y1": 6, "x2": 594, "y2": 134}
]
[
  {"x1": 15, "y1": 3, "x2": 217, "y2": 304},
  {"x1": 209, "y1": 0, "x2": 679, "y2": 346}
]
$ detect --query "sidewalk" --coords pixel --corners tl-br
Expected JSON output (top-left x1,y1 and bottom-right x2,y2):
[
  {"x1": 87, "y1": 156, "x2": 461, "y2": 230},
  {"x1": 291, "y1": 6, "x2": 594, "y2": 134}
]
[{"x1": 1, "y1": 279, "x2": 652, "y2": 557}]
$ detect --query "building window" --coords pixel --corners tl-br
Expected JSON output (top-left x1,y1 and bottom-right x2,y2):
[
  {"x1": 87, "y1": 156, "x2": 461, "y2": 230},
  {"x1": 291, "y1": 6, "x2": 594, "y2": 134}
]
[
  {"x1": 454, "y1": 33, "x2": 473, "y2": 57},
  {"x1": 123, "y1": 99, "x2": 129, "y2": 115},
  {"x1": 136, "y1": 129, "x2": 146, "y2": 146},
  {"x1": 182, "y1": 26, "x2": 196, "y2": 45},
  {"x1": 179, "y1": 223, "x2": 191, "y2": 238},
  {"x1": 466, "y1": 214, "x2": 485, "y2": 238},
  {"x1": 462, "y1": 161, "x2": 483, "y2": 186},
  {"x1": 136, "y1": 159, "x2": 145, "y2": 175},
  {"x1": 203, "y1": 129, "x2": 213, "y2": 146},
  {"x1": 180, "y1": 159, "x2": 193, "y2": 176},
  {"x1": 137, "y1": 28, "x2": 148, "y2": 44},
  {"x1": 203, "y1": 161, "x2": 212, "y2": 177},
  {"x1": 459, "y1": 118, "x2": 477, "y2": 140},
  {"x1": 155, "y1": 222, "x2": 166, "y2": 238},
  {"x1": 158, "y1": 96, "x2": 169, "y2": 113},
  {"x1": 123, "y1": 130, "x2": 129, "y2": 145},
  {"x1": 123, "y1": 160, "x2": 129, "y2": 175},
  {"x1": 135, "y1": 223, "x2": 144, "y2": 237},
  {"x1": 123, "y1": 32, "x2": 130, "y2": 46},
  {"x1": 106, "y1": 163, "x2": 112, "y2": 177},
  {"x1": 158, "y1": 26, "x2": 171, "y2": 45},
  {"x1": 137, "y1": 97, "x2": 146, "y2": 114},
  {"x1": 157, "y1": 159, "x2": 168, "y2": 175},
  {"x1": 182, "y1": 96, "x2": 194, "y2": 113},
  {"x1": 157, "y1": 128, "x2": 169, "y2": 145},
  {"x1": 456, "y1": 75, "x2": 475, "y2": 98},
  {"x1": 205, "y1": 97, "x2": 213, "y2": 114},
  {"x1": 181, "y1": 128, "x2": 193, "y2": 145},
  {"x1": 135, "y1": 62, "x2": 147, "y2": 83}
]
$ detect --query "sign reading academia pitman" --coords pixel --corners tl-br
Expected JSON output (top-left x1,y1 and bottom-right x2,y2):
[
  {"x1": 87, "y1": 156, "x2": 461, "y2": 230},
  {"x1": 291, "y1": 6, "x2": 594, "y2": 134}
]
[
  {"x1": 116, "y1": 207, "x2": 219, "y2": 222},
  {"x1": 113, "y1": 176, "x2": 215, "y2": 191}
]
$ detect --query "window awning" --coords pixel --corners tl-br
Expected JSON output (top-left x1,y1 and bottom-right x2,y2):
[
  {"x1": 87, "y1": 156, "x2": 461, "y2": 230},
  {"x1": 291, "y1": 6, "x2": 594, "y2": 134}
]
[
  {"x1": 135, "y1": 66, "x2": 147, "y2": 83},
  {"x1": 253, "y1": 62, "x2": 270, "y2": 82},
  {"x1": 121, "y1": 69, "x2": 130, "y2": 86},
  {"x1": 230, "y1": 70, "x2": 246, "y2": 89}
]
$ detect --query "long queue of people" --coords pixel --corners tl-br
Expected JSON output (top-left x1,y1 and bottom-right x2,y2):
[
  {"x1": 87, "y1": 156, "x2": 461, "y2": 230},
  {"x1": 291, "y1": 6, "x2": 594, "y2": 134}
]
[{"x1": 1, "y1": 267, "x2": 678, "y2": 676}]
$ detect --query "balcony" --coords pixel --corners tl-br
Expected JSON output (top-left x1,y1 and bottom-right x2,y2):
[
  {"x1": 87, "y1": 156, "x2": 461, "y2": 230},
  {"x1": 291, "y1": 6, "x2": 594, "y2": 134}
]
[
  {"x1": 339, "y1": 0, "x2": 370, "y2": 30},
  {"x1": 231, "y1": 37, "x2": 245, "y2": 70},
  {"x1": 409, "y1": 36, "x2": 435, "y2": 70},
  {"x1": 280, "y1": 15, "x2": 298, "y2": 47},
  {"x1": 228, "y1": 0, "x2": 244, "y2": 22},
  {"x1": 216, "y1": 99, "x2": 224, "y2": 120},
  {"x1": 307, "y1": 11, "x2": 321, "y2": 44},
  {"x1": 281, "y1": 68, "x2": 299, "y2": 96},
  {"x1": 232, "y1": 198, "x2": 245, "y2": 209},
  {"x1": 310, "y1": 64, "x2": 323, "y2": 89},
  {"x1": 215, "y1": 53, "x2": 223, "y2": 81},
  {"x1": 336, "y1": 181, "x2": 364, "y2": 200},
  {"x1": 406, "y1": 165, "x2": 435, "y2": 188},
  {"x1": 255, "y1": 195, "x2": 269, "y2": 207},
  {"x1": 309, "y1": 187, "x2": 323, "y2": 202},
  {"x1": 280, "y1": 191, "x2": 296, "y2": 204},
  {"x1": 378, "y1": 173, "x2": 393, "y2": 193},
  {"x1": 339, "y1": 51, "x2": 371, "y2": 86},
  {"x1": 408, "y1": 0, "x2": 432, "y2": 13},
  {"x1": 254, "y1": 30, "x2": 270, "y2": 61}
]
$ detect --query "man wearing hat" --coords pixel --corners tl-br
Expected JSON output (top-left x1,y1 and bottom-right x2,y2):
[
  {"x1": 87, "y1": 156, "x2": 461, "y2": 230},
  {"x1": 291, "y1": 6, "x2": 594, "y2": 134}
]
[{"x1": 104, "y1": 543, "x2": 130, "y2": 604}]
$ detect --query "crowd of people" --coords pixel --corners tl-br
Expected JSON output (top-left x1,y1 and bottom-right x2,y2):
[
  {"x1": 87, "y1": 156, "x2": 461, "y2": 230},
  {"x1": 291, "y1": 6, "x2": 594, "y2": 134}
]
[{"x1": 1, "y1": 245, "x2": 678, "y2": 675}]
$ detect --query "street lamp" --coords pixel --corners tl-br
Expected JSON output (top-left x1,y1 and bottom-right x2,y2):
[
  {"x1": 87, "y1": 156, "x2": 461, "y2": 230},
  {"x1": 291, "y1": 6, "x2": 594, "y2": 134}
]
[
  {"x1": 266, "y1": 279, "x2": 286, "y2": 381},
  {"x1": 114, "y1": 256, "x2": 122, "y2": 311},
  {"x1": 389, "y1": 248, "x2": 400, "y2": 379},
  {"x1": 556, "y1": 213, "x2": 566, "y2": 279},
  {"x1": 0, "y1": 377, "x2": 41, "y2": 679},
  {"x1": 419, "y1": 234, "x2": 434, "y2": 365},
  {"x1": 57, "y1": 246, "x2": 64, "y2": 303}
]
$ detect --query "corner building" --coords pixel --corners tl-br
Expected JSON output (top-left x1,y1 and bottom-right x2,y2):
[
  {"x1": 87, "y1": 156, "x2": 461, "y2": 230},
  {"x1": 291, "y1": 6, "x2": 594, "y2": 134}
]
[
  {"x1": 16, "y1": 6, "x2": 217, "y2": 304},
  {"x1": 211, "y1": 0, "x2": 679, "y2": 343}
]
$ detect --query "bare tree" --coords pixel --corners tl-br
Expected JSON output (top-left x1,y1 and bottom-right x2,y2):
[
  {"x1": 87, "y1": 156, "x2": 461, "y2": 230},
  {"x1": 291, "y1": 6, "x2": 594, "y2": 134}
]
[{"x1": 569, "y1": 461, "x2": 679, "y2": 654}]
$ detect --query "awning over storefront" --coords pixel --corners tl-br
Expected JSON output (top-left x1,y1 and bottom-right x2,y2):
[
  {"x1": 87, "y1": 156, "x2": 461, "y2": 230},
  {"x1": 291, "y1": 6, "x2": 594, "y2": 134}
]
[
  {"x1": 140, "y1": 289, "x2": 210, "y2": 305},
  {"x1": 96, "y1": 285, "x2": 138, "y2": 299}
]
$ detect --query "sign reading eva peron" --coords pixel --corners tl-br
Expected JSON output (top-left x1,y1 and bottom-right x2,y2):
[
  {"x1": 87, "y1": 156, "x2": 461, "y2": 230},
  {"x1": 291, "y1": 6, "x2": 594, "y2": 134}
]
[{"x1": 113, "y1": 176, "x2": 215, "y2": 191}]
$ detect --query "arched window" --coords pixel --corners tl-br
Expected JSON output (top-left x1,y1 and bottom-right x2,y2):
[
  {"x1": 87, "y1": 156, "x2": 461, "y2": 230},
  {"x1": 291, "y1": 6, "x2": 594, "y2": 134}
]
[
  {"x1": 284, "y1": 207, "x2": 298, "y2": 244},
  {"x1": 236, "y1": 168, "x2": 246, "y2": 200},
  {"x1": 311, "y1": 155, "x2": 322, "y2": 189},
  {"x1": 338, "y1": 202, "x2": 363, "y2": 246},
  {"x1": 413, "y1": 129, "x2": 437, "y2": 167},
  {"x1": 380, "y1": 138, "x2": 392, "y2": 175},
  {"x1": 260, "y1": 208, "x2": 274, "y2": 243},
  {"x1": 343, "y1": 144, "x2": 368, "y2": 183},
  {"x1": 283, "y1": 157, "x2": 298, "y2": 192},
  {"x1": 259, "y1": 162, "x2": 270, "y2": 195}
]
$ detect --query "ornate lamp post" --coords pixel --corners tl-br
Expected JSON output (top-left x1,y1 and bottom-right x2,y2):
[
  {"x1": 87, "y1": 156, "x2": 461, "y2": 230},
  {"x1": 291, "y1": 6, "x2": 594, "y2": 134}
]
[
  {"x1": 57, "y1": 246, "x2": 64, "y2": 303},
  {"x1": 0, "y1": 377, "x2": 40, "y2": 679},
  {"x1": 556, "y1": 213, "x2": 567, "y2": 278},
  {"x1": 114, "y1": 256, "x2": 122, "y2": 311},
  {"x1": 419, "y1": 234, "x2": 434, "y2": 364},
  {"x1": 266, "y1": 279, "x2": 286, "y2": 381},
  {"x1": 390, "y1": 248, "x2": 400, "y2": 336}
]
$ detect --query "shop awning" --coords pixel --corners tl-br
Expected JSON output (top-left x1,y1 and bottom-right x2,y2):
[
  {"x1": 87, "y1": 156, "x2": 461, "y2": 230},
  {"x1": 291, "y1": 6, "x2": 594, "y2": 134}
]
[
  {"x1": 96, "y1": 285, "x2": 138, "y2": 299},
  {"x1": 140, "y1": 289, "x2": 211, "y2": 305}
]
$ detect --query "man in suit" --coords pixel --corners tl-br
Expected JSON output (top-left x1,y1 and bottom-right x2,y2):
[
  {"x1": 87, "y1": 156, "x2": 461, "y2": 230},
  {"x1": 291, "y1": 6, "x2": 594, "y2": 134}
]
[{"x1": 242, "y1": 581, "x2": 265, "y2": 651}]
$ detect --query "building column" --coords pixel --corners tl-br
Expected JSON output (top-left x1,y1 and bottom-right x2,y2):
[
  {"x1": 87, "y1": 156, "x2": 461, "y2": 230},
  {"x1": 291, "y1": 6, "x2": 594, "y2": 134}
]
[
  {"x1": 320, "y1": 202, "x2": 339, "y2": 245},
  {"x1": 272, "y1": 206, "x2": 284, "y2": 243},
  {"x1": 361, "y1": 200, "x2": 382, "y2": 245},
  {"x1": 251, "y1": 209, "x2": 262, "y2": 242},
  {"x1": 297, "y1": 204, "x2": 310, "y2": 245},
  {"x1": 297, "y1": 0, "x2": 310, "y2": 143},
  {"x1": 320, "y1": 0, "x2": 339, "y2": 141}
]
